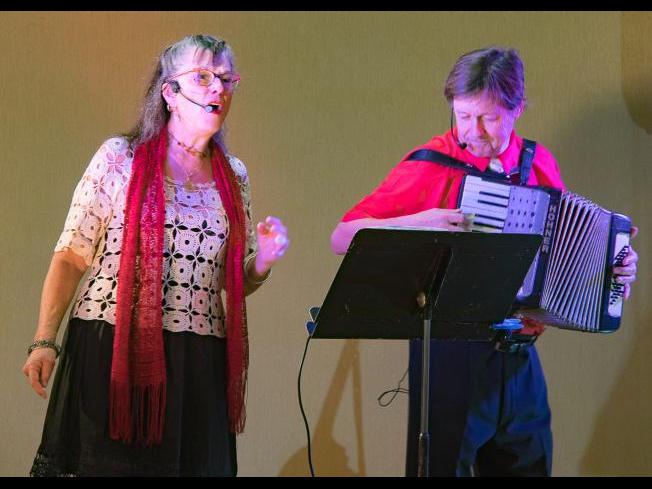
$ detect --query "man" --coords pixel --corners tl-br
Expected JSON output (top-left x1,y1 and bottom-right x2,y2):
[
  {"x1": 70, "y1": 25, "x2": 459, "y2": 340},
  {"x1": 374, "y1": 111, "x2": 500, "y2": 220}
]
[{"x1": 330, "y1": 46, "x2": 638, "y2": 476}]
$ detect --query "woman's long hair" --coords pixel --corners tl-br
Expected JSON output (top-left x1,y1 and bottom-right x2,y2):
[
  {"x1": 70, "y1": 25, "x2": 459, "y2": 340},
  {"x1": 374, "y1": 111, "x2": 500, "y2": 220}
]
[{"x1": 123, "y1": 34, "x2": 235, "y2": 150}]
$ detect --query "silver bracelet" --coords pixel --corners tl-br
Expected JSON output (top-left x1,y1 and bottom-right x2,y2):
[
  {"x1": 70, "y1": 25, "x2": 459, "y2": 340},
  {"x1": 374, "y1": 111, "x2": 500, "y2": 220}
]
[
  {"x1": 245, "y1": 253, "x2": 272, "y2": 285},
  {"x1": 27, "y1": 339, "x2": 61, "y2": 358}
]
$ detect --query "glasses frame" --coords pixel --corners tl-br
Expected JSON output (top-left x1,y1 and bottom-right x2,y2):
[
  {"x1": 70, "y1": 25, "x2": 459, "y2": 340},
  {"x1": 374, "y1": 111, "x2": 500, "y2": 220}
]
[{"x1": 167, "y1": 68, "x2": 241, "y2": 92}]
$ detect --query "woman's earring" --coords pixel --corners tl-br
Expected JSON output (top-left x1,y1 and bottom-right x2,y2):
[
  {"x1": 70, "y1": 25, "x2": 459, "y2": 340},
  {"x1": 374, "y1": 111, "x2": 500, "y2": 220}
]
[{"x1": 167, "y1": 104, "x2": 173, "y2": 112}]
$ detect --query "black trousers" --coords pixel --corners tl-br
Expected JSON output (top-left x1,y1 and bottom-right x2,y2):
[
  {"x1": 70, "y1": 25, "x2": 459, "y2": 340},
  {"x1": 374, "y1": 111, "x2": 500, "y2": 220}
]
[{"x1": 406, "y1": 340, "x2": 552, "y2": 477}]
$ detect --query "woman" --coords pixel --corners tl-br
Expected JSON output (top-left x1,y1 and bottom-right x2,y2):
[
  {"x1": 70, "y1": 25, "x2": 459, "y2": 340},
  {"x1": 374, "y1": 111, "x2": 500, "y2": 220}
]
[{"x1": 23, "y1": 34, "x2": 289, "y2": 476}]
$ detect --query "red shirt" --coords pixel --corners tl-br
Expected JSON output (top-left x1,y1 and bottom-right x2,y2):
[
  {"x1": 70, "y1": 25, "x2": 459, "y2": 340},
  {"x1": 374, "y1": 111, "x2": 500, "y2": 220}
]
[{"x1": 342, "y1": 130, "x2": 566, "y2": 222}]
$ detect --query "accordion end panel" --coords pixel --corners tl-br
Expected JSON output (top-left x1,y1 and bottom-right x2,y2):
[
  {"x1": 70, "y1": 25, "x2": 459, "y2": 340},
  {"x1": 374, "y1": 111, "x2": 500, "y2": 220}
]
[
  {"x1": 458, "y1": 175, "x2": 632, "y2": 334},
  {"x1": 599, "y1": 212, "x2": 632, "y2": 333}
]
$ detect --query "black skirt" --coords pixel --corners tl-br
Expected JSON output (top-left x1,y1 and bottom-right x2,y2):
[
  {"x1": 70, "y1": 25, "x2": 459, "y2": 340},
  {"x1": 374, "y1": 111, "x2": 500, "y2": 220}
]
[{"x1": 30, "y1": 318, "x2": 237, "y2": 477}]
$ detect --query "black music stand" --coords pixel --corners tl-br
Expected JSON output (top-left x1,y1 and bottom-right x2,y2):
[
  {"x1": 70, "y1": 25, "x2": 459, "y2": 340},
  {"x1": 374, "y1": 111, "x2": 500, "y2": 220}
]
[{"x1": 308, "y1": 228, "x2": 542, "y2": 477}]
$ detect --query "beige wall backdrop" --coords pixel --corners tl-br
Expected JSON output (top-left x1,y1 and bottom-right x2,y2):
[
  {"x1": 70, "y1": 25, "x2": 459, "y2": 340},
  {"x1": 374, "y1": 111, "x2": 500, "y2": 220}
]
[{"x1": 1, "y1": 11, "x2": 650, "y2": 476}]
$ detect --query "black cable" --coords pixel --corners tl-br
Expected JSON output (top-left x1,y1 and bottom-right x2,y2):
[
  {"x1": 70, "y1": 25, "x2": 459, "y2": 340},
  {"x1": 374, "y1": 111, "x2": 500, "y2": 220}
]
[
  {"x1": 377, "y1": 367, "x2": 409, "y2": 408},
  {"x1": 297, "y1": 334, "x2": 316, "y2": 477}
]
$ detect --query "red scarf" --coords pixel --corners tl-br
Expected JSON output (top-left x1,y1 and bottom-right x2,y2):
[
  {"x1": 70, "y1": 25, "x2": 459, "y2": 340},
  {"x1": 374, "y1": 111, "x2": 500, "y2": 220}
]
[{"x1": 110, "y1": 128, "x2": 248, "y2": 445}]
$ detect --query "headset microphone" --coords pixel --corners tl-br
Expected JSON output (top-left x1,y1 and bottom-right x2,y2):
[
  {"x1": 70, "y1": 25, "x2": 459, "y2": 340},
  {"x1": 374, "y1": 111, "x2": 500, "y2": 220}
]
[
  {"x1": 169, "y1": 81, "x2": 221, "y2": 113},
  {"x1": 450, "y1": 109, "x2": 467, "y2": 150}
]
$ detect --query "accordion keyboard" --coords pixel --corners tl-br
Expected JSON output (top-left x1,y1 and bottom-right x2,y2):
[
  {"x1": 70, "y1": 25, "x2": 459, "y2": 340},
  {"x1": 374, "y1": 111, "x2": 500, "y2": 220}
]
[{"x1": 459, "y1": 175, "x2": 550, "y2": 235}]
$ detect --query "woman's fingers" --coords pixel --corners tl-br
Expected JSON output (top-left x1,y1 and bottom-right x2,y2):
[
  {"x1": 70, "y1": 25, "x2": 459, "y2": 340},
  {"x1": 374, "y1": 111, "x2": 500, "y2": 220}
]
[
  {"x1": 23, "y1": 349, "x2": 57, "y2": 399},
  {"x1": 27, "y1": 365, "x2": 47, "y2": 399},
  {"x1": 264, "y1": 215, "x2": 284, "y2": 229},
  {"x1": 257, "y1": 216, "x2": 289, "y2": 261},
  {"x1": 40, "y1": 359, "x2": 55, "y2": 389},
  {"x1": 259, "y1": 216, "x2": 287, "y2": 236},
  {"x1": 274, "y1": 234, "x2": 289, "y2": 250}
]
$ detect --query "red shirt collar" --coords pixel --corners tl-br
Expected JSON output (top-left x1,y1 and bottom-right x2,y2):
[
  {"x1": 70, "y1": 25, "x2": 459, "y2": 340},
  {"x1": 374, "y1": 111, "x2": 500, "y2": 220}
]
[{"x1": 446, "y1": 129, "x2": 521, "y2": 174}]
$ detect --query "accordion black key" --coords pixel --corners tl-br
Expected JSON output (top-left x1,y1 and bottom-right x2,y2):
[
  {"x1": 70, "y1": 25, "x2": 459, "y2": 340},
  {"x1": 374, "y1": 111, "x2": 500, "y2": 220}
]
[{"x1": 458, "y1": 175, "x2": 631, "y2": 333}]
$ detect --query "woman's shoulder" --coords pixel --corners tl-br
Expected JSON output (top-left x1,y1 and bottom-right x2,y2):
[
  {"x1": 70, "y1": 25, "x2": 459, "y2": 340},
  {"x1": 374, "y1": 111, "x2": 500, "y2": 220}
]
[
  {"x1": 87, "y1": 135, "x2": 133, "y2": 166},
  {"x1": 98, "y1": 136, "x2": 135, "y2": 161},
  {"x1": 84, "y1": 135, "x2": 134, "y2": 176},
  {"x1": 226, "y1": 153, "x2": 249, "y2": 183},
  {"x1": 77, "y1": 136, "x2": 134, "y2": 198}
]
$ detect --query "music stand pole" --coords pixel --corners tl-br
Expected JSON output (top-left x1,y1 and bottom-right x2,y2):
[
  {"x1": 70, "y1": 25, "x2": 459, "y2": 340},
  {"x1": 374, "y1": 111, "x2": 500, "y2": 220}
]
[{"x1": 417, "y1": 292, "x2": 431, "y2": 477}]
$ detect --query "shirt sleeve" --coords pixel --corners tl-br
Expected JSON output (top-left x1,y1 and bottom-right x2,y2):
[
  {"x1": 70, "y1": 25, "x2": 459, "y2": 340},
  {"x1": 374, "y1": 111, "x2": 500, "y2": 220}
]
[
  {"x1": 54, "y1": 137, "x2": 132, "y2": 266},
  {"x1": 341, "y1": 160, "x2": 455, "y2": 222},
  {"x1": 228, "y1": 155, "x2": 257, "y2": 257},
  {"x1": 532, "y1": 144, "x2": 566, "y2": 191}
]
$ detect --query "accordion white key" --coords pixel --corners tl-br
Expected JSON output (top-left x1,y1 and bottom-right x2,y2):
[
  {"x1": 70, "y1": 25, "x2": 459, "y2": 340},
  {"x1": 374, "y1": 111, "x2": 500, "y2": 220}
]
[{"x1": 458, "y1": 175, "x2": 631, "y2": 333}]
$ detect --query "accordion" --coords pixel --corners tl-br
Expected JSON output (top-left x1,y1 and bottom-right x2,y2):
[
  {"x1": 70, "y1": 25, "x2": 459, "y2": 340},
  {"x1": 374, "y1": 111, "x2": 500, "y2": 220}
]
[{"x1": 458, "y1": 175, "x2": 631, "y2": 333}]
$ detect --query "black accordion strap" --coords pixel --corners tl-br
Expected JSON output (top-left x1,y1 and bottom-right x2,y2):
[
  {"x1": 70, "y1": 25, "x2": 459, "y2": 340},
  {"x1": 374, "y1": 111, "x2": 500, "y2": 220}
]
[
  {"x1": 405, "y1": 138, "x2": 538, "y2": 185},
  {"x1": 518, "y1": 139, "x2": 537, "y2": 185},
  {"x1": 403, "y1": 149, "x2": 495, "y2": 179}
]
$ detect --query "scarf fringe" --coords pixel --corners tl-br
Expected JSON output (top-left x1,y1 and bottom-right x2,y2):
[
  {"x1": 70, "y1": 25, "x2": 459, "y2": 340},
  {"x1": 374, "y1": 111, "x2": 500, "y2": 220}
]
[
  {"x1": 109, "y1": 380, "x2": 167, "y2": 446},
  {"x1": 109, "y1": 380, "x2": 133, "y2": 443},
  {"x1": 227, "y1": 373, "x2": 247, "y2": 434}
]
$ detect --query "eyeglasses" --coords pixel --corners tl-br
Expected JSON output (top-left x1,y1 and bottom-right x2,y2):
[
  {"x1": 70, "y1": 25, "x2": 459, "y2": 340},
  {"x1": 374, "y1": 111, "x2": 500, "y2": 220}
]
[{"x1": 168, "y1": 68, "x2": 241, "y2": 92}]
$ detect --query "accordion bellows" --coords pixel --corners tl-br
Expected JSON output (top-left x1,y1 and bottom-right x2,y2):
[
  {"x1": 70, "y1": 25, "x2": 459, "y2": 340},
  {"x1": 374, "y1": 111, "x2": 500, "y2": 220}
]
[{"x1": 458, "y1": 175, "x2": 631, "y2": 333}]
